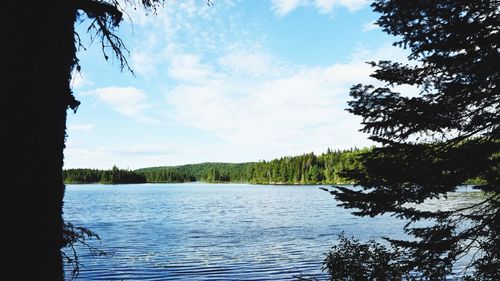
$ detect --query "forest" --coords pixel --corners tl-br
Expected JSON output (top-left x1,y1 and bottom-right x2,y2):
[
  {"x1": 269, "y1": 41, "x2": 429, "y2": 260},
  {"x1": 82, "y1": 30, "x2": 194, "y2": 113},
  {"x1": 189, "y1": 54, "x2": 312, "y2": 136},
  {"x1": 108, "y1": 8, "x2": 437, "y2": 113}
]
[
  {"x1": 63, "y1": 165, "x2": 146, "y2": 184},
  {"x1": 64, "y1": 147, "x2": 369, "y2": 184}
]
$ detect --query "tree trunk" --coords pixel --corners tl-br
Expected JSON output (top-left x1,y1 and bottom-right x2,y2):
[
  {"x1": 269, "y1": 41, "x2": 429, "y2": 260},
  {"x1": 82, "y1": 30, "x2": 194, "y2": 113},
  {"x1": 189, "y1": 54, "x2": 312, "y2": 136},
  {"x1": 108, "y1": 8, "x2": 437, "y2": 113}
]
[{"x1": 5, "y1": 1, "x2": 77, "y2": 280}]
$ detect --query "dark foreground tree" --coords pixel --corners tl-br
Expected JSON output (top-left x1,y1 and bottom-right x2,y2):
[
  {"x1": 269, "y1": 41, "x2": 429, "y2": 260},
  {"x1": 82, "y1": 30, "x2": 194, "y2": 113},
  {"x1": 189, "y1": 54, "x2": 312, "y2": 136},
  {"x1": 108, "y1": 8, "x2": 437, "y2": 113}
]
[
  {"x1": 3, "y1": 1, "x2": 196, "y2": 280},
  {"x1": 325, "y1": 0, "x2": 499, "y2": 280},
  {"x1": 323, "y1": 234, "x2": 408, "y2": 280}
]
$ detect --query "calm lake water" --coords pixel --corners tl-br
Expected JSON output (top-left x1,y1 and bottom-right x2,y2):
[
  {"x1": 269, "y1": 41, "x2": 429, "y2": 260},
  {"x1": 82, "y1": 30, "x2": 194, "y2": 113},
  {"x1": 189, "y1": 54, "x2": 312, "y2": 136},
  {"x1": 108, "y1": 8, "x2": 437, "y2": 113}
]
[{"x1": 63, "y1": 183, "x2": 474, "y2": 280}]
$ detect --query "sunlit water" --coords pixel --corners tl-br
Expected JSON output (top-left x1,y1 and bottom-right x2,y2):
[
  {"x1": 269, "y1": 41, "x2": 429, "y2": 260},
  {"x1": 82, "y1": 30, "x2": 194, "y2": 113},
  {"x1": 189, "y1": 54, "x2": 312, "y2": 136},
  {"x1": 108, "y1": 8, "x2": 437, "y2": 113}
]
[{"x1": 63, "y1": 183, "x2": 477, "y2": 280}]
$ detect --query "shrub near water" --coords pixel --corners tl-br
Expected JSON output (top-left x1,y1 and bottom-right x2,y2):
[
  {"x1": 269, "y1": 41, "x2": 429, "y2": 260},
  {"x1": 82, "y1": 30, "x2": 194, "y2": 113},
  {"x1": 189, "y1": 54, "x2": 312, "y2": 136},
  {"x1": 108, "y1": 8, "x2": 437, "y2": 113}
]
[{"x1": 323, "y1": 234, "x2": 409, "y2": 281}]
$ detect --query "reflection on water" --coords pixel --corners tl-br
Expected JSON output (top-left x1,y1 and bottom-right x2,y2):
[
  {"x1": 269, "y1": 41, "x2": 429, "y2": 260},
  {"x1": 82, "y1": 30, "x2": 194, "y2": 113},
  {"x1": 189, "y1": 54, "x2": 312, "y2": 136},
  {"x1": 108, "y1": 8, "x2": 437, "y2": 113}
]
[{"x1": 63, "y1": 183, "x2": 475, "y2": 280}]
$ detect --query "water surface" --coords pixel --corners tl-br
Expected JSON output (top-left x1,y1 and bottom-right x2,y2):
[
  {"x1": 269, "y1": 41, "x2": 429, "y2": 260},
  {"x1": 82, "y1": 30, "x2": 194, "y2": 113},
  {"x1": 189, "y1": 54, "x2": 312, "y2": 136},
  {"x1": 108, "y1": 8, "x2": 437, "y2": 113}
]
[{"x1": 64, "y1": 183, "x2": 468, "y2": 280}]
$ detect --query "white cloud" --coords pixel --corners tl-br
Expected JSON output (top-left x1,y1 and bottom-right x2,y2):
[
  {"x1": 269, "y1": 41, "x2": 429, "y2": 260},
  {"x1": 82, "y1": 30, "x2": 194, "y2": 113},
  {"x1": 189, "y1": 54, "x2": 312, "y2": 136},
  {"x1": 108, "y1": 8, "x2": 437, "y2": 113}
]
[
  {"x1": 64, "y1": 141, "x2": 211, "y2": 169},
  {"x1": 362, "y1": 20, "x2": 378, "y2": 32},
  {"x1": 347, "y1": 45, "x2": 421, "y2": 97},
  {"x1": 271, "y1": 0, "x2": 370, "y2": 16},
  {"x1": 332, "y1": 0, "x2": 369, "y2": 12},
  {"x1": 67, "y1": 124, "x2": 94, "y2": 132},
  {"x1": 218, "y1": 51, "x2": 283, "y2": 77},
  {"x1": 161, "y1": 41, "x2": 425, "y2": 161},
  {"x1": 164, "y1": 46, "x2": 395, "y2": 157},
  {"x1": 131, "y1": 50, "x2": 159, "y2": 77},
  {"x1": 168, "y1": 54, "x2": 215, "y2": 83},
  {"x1": 69, "y1": 2, "x2": 417, "y2": 168},
  {"x1": 272, "y1": 0, "x2": 303, "y2": 16},
  {"x1": 314, "y1": 0, "x2": 369, "y2": 13},
  {"x1": 83, "y1": 86, "x2": 151, "y2": 118},
  {"x1": 126, "y1": 0, "x2": 266, "y2": 80},
  {"x1": 71, "y1": 71, "x2": 93, "y2": 89}
]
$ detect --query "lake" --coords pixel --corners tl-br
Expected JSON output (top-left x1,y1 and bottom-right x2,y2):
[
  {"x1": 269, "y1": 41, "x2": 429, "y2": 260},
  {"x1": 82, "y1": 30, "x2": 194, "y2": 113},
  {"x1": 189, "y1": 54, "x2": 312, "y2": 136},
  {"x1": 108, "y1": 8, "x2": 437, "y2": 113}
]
[{"x1": 63, "y1": 183, "x2": 473, "y2": 280}]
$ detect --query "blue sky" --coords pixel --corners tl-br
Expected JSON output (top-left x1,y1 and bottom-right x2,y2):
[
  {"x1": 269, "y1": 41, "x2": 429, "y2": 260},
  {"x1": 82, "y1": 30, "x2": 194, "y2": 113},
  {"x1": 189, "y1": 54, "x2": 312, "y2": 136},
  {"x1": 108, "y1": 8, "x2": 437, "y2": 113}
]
[{"x1": 65, "y1": 0, "x2": 411, "y2": 169}]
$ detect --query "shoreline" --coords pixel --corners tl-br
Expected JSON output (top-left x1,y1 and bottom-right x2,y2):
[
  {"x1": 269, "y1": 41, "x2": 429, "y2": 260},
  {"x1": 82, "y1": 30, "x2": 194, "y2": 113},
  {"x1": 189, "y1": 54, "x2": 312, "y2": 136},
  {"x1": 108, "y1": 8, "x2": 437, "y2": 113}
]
[{"x1": 64, "y1": 181, "x2": 355, "y2": 185}]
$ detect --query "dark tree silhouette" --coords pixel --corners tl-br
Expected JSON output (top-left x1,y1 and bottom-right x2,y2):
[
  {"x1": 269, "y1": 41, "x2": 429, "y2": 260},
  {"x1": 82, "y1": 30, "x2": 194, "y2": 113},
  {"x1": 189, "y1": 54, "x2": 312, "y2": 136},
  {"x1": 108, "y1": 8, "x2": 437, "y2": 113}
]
[
  {"x1": 325, "y1": 0, "x2": 499, "y2": 280},
  {"x1": 323, "y1": 234, "x2": 408, "y2": 280},
  {"x1": 4, "y1": 1, "x2": 187, "y2": 280}
]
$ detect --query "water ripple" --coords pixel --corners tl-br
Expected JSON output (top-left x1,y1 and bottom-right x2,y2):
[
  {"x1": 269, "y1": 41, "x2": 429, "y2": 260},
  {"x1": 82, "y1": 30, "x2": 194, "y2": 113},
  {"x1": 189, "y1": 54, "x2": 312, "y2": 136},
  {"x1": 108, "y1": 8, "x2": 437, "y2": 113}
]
[{"x1": 63, "y1": 183, "x2": 472, "y2": 280}]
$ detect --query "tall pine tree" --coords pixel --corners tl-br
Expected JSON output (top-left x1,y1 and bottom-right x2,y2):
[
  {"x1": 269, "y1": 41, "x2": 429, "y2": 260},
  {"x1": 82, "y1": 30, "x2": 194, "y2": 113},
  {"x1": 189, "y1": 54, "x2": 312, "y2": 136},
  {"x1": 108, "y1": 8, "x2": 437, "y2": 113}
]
[{"x1": 328, "y1": 0, "x2": 499, "y2": 279}]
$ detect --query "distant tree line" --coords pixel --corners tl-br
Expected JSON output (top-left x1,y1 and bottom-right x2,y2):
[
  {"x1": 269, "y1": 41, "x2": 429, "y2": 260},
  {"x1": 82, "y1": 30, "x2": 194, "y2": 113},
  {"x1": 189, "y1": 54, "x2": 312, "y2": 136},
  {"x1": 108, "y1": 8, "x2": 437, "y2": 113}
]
[
  {"x1": 136, "y1": 162, "x2": 250, "y2": 183},
  {"x1": 135, "y1": 147, "x2": 369, "y2": 184},
  {"x1": 64, "y1": 146, "x2": 486, "y2": 186},
  {"x1": 64, "y1": 148, "x2": 366, "y2": 184},
  {"x1": 63, "y1": 165, "x2": 146, "y2": 184}
]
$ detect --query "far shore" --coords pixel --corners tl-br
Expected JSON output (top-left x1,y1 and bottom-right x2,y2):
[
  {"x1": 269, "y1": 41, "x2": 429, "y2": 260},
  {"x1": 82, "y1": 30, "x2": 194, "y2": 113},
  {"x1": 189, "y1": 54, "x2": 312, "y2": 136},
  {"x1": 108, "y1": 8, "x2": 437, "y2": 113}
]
[{"x1": 65, "y1": 181, "x2": 355, "y2": 185}]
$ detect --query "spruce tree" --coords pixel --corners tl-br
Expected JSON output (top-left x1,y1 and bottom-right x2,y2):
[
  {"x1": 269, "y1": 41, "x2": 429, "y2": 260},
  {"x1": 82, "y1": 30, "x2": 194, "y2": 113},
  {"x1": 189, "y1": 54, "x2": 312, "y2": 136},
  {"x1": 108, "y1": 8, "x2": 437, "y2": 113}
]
[{"x1": 327, "y1": 0, "x2": 499, "y2": 279}]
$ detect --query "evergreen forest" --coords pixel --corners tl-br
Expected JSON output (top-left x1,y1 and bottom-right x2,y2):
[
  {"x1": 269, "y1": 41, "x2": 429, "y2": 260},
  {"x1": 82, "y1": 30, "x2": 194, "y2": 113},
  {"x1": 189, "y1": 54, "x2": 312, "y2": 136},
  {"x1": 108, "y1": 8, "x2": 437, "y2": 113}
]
[
  {"x1": 64, "y1": 147, "x2": 369, "y2": 184},
  {"x1": 63, "y1": 165, "x2": 146, "y2": 184}
]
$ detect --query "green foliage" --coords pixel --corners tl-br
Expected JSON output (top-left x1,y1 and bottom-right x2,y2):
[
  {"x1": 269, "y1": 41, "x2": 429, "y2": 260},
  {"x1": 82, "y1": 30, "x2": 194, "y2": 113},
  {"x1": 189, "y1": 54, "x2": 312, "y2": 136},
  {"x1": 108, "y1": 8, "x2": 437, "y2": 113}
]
[
  {"x1": 65, "y1": 146, "x2": 485, "y2": 187},
  {"x1": 328, "y1": 0, "x2": 500, "y2": 280},
  {"x1": 132, "y1": 166, "x2": 196, "y2": 183},
  {"x1": 135, "y1": 148, "x2": 369, "y2": 184},
  {"x1": 247, "y1": 148, "x2": 368, "y2": 184},
  {"x1": 323, "y1": 234, "x2": 409, "y2": 281},
  {"x1": 63, "y1": 166, "x2": 146, "y2": 184},
  {"x1": 136, "y1": 162, "x2": 250, "y2": 183}
]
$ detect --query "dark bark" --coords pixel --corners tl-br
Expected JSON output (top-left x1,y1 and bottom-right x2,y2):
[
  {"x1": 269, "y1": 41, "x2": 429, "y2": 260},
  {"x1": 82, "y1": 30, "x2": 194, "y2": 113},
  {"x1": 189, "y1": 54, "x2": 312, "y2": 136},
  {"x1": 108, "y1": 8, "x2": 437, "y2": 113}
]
[
  {"x1": 5, "y1": 1, "x2": 77, "y2": 280},
  {"x1": 2, "y1": 1, "x2": 175, "y2": 279}
]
